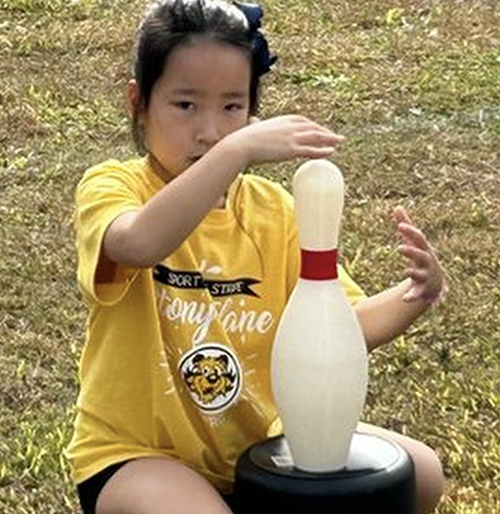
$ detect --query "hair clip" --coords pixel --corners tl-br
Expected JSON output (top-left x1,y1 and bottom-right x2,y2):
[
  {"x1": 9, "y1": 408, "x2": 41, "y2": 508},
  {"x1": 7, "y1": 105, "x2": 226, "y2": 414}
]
[{"x1": 233, "y1": 2, "x2": 278, "y2": 75}]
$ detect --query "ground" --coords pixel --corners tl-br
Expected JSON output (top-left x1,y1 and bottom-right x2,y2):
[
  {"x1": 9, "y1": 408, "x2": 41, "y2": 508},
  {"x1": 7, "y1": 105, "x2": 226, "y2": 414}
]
[{"x1": 1, "y1": 0, "x2": 499, "y2": 512}]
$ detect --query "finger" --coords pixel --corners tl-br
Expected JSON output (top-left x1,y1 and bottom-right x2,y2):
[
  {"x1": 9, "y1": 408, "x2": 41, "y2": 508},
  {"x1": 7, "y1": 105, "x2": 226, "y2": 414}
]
[
  {"x1": 316, "y1": 124, "x2": 345, "y2": 141},
  {"x1": 296, "y1": 129, "x2": 345, "y2": 146},
  {"x1": 402, "y1": 285, "x2": 421, "y2": 303},
  {"x1": 397, "y1": 224, "x2": 429, "y2": 251},
  {"x1": 397, "y1": 245, "x2": 431, "y2": 268},
  {"x1": 296, "y1": 146, "x2": 336, "y2": 159},
  {"x1": 393, "y1": 208, "x2": 415, "y2": 247},
  {"x1": 403, "y1": 277, "x2": 434, "y2": 301},
  {"x1": 393, "y1": 205, "x2": 413, "y2": 225},
  {"x1": 406, "y1": 267, "x2": 428, "y2": 284}
]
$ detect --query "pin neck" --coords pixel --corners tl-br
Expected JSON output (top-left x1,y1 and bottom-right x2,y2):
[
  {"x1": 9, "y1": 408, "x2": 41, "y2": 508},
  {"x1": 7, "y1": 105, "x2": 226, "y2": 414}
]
[{"x1": 300, "y1": 249, "x2": 338, "y2": 280}]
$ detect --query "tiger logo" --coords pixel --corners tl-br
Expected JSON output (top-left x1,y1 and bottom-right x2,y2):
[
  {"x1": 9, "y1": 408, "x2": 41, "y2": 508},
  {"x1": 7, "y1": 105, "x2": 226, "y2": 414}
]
[{"x1": 179, "y1": 344, "x2": 242, "y2": 413}]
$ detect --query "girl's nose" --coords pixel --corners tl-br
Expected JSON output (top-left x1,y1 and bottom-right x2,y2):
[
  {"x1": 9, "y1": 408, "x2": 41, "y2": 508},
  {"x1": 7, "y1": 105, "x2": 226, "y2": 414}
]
[{"x1": 196, "y1": 113, "x2": 221, "y2": 147}]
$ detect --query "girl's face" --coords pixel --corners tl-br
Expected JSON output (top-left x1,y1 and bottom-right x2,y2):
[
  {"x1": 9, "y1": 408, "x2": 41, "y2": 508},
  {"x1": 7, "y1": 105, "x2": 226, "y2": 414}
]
[{"x1": 138, "y1": 37, "x2": 252, "y2": 179}]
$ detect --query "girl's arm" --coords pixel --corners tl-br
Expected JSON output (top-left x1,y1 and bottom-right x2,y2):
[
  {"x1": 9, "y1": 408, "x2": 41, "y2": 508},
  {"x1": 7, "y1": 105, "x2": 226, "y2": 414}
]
[
  {"x1": 104, "y1": 116, "x2": 343, "y2": 268},
  {"x1": 354, "y1": 206, "x2": 448, "y2": 352}
]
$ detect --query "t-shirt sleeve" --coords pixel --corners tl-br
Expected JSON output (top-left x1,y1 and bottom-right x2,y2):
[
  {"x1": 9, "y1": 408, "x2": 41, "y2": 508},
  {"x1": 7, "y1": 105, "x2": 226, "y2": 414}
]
[
  {"x1": 337, "y1": 265, "x2": 366, "y2": 304},
  {"x1": 74, "y1": 161, "x2": 142, "y2": 305}
]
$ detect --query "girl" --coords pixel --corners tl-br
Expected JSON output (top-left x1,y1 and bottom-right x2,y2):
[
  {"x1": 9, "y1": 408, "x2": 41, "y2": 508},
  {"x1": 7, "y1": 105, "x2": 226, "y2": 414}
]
[{"x1": 66, "y1": 1, "x2": 447, "y2": 513}]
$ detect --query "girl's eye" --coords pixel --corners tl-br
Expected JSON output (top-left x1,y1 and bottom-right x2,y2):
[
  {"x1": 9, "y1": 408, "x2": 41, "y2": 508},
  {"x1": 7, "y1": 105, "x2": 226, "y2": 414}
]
[
  {"x1": 225, "y1": 103, "x2": 244, "y2": 112},
  {"x1": 175, "y1": 101, "x2": 195, "y2": 110}
]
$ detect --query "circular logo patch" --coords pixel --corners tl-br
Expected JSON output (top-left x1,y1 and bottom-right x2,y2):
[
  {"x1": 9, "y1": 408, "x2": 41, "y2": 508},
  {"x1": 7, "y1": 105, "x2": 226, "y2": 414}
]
[{"x1": 179, "y1": 343, "x2": 242, "y2": 414}]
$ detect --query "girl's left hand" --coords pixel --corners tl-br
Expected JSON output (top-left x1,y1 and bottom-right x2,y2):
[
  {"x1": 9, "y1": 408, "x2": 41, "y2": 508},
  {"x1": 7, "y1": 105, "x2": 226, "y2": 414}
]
[{"x1": 394, "y1": 206, "x2": 448, "y2": 304}]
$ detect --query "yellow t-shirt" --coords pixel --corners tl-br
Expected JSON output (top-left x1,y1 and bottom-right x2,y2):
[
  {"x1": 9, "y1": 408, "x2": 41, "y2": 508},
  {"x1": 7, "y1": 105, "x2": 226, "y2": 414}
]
[{"x1": 65, "y1": 157, "x2": 365, "y2": 492}]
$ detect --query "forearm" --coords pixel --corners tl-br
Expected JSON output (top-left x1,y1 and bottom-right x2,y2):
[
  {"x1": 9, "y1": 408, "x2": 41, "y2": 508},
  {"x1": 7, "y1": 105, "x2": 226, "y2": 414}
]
[
  {"x1": 104, "y1": 115, "x2": 344, "y2": 268},
  {"x1": 105, "y1": 137, "x2": 247, "y2": 267},
  {"x1": 354, "y1": 279, "x2": 430, "y2": 352}
]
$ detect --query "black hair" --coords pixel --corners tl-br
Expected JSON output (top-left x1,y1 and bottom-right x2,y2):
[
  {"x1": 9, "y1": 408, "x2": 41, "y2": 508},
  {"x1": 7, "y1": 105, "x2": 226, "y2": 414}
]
[{"x1": 131, "y1": 0, "x2": 271, "y2": 153}]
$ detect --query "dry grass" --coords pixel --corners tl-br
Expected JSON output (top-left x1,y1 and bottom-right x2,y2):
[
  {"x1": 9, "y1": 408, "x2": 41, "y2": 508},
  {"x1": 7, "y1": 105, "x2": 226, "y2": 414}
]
[{"x1": 1, "y1": 0, "x2": 499, "y2": 512}]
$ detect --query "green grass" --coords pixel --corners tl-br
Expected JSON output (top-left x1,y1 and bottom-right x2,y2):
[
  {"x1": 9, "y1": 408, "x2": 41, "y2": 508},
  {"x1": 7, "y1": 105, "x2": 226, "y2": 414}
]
[{"x1": 1, "y1": 0, "x2": 500, "y2": 512}]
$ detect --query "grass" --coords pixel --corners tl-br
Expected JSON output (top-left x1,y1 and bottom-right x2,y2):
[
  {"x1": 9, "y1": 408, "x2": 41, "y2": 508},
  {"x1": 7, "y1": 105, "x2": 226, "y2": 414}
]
[{"x1": 1, "y1": 0, "x2": 499, "y2": 512}]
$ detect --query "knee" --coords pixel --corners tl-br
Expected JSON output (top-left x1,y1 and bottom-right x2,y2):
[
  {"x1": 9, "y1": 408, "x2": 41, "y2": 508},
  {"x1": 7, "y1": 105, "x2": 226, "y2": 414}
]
[
  {"x1": 357, "y1": 424, "x2": 445, "y2": 514},
  {"x1": 410, "y1": 441, "x2": 445, "y2": 514}
]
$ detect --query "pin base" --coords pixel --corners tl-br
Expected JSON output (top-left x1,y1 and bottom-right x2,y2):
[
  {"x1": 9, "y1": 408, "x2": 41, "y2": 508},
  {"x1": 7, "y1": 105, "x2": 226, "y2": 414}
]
[{"x1": 232, "y1": 433, "x2": 417, "y2": 514}]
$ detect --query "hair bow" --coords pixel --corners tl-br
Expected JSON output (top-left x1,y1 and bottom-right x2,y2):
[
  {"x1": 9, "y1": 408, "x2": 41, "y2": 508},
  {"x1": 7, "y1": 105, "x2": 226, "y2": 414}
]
[{"x1": 233, "y1": 2, "x2": 278, "y2": 75}]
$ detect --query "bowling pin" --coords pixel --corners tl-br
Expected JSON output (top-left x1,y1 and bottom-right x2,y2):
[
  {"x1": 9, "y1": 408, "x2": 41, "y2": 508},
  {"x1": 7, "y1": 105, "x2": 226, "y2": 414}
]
[{"x1": 271, "y1": 159, "x2": 368, "y2": 472}]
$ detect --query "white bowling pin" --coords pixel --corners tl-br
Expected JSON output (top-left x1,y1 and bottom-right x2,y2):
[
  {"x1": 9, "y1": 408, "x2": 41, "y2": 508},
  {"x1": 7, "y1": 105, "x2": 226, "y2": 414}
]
[{"x1": 271, "y1": 159, "x2": 368, "y2": 472}]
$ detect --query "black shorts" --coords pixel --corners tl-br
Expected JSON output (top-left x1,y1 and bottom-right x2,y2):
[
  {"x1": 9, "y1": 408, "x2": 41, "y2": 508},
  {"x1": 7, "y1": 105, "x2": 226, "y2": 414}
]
[
  {"x1": 77, "y1": 461, "x2": 129, "y2": 514},
  {"x1": 76, "y1": 460, "x2": 237, "y2": 514}
]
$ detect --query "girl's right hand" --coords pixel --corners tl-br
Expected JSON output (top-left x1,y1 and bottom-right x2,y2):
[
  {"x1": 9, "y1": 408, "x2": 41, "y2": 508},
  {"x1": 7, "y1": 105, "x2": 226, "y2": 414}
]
[{"x1": 226, "y1": 115, "x2": 344, "y2": 166}]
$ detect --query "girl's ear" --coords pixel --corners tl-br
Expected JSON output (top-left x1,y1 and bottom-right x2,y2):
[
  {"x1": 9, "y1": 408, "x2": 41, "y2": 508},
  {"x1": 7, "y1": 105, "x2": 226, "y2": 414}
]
[{"x1": 127, "y1": 79, "x2": 143, "y2": 119}]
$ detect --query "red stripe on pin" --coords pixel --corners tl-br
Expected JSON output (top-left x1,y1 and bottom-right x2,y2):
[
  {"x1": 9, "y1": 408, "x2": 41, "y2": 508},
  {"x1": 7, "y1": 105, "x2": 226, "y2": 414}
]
[{"x1": 300, "y1": 249, "x2": 338, "y2": 280}]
